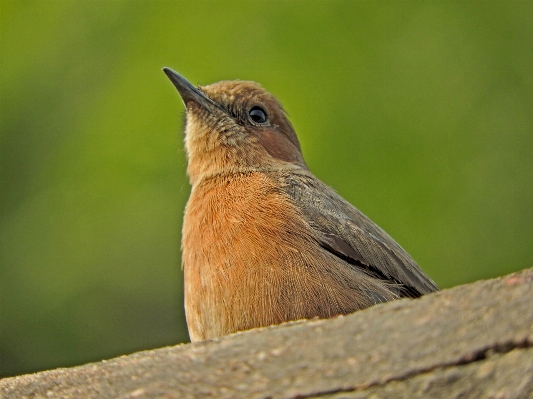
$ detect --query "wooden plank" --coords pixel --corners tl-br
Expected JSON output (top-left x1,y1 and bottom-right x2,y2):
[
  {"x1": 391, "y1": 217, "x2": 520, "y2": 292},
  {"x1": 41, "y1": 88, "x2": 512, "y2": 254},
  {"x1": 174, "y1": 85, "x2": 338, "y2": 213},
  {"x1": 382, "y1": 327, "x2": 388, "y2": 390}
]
[{"x1": 2, "y1": 268, "x2": 532, "y2": 399}]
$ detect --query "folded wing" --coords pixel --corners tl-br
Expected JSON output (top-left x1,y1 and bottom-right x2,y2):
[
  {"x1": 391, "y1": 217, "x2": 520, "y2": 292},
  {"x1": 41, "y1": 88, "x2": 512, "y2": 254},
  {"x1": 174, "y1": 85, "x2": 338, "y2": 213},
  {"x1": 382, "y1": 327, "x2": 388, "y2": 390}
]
[{"x1": 281, "y1": 170, "x2": 440, "y2": 298}]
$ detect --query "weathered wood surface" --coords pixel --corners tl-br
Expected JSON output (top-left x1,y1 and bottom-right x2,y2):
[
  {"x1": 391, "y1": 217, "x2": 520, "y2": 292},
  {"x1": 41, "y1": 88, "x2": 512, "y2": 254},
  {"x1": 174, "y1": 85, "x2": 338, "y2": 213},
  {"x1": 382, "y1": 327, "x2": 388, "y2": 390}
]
[{"x1": 2, "y1": 268, "x2": 532, "y2": 399}]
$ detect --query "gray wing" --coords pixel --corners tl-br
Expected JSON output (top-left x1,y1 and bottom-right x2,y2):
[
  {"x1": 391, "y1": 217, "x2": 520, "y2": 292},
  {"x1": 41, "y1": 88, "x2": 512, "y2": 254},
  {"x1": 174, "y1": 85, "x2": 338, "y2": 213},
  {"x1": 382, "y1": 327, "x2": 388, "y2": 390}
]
[{"x1": 280, "y1": 170, "x2": 439, "y2": 297}]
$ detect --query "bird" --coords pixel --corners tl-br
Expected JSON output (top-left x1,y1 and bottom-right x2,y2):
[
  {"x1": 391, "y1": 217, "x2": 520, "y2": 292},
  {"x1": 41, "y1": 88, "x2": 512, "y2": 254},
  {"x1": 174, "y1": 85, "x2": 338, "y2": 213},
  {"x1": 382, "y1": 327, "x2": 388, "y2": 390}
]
[{"x1": 163, "y1": 67, "x2": 439, "y2": 342}]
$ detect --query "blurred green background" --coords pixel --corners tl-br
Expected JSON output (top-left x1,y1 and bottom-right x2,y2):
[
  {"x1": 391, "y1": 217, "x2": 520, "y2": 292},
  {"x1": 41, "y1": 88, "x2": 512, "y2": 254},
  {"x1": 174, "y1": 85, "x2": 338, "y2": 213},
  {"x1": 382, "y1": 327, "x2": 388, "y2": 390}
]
[{"x1": 1, "y1": 0, "x2": 532, "y2": 378}]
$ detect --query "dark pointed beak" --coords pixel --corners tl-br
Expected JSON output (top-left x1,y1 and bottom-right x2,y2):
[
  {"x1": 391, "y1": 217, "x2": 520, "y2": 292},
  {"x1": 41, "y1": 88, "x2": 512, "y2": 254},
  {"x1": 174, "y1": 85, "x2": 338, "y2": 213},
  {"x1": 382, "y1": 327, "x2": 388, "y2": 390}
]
[{"x1": 162, "y1": 67, "x2": 220, "y2": 111}]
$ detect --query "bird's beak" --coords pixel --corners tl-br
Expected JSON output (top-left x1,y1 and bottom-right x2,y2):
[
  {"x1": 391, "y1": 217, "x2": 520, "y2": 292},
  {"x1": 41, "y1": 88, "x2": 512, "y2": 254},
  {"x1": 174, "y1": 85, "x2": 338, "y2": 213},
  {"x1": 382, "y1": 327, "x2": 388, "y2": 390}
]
[{"x1": 162, "y1": 67, "x2": 220, "y2": 111}]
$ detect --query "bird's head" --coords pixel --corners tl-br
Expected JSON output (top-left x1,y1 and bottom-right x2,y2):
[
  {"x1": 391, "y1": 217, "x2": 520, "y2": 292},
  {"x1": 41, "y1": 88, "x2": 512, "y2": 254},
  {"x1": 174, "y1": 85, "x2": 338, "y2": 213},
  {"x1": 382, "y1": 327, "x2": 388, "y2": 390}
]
[{"x1": 163, "y1": 68, "x2": 307, "y2": 185}]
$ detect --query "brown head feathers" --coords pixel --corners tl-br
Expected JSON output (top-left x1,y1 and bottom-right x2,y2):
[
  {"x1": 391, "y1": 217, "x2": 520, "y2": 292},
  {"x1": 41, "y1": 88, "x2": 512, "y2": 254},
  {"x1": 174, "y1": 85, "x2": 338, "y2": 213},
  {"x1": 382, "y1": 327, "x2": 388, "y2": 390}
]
[{"x1": 163, "y1": 68, "x2": 306, "y2": 185}]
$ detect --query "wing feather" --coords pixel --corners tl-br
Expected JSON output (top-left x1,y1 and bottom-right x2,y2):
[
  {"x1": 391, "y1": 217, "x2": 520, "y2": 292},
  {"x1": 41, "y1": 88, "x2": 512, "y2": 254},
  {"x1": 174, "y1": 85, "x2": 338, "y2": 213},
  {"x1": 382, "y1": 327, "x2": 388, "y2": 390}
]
[{"x1": 280, "y1": 170, "x2": 439, "y2": 297}]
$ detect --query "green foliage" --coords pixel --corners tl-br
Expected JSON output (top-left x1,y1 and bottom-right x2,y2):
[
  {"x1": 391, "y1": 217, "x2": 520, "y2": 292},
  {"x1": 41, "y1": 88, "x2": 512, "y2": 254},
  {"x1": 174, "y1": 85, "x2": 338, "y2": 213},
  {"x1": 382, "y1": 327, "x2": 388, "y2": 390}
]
[{"x1": 1, "y1": 0, "x2": 532, "y2": 377}]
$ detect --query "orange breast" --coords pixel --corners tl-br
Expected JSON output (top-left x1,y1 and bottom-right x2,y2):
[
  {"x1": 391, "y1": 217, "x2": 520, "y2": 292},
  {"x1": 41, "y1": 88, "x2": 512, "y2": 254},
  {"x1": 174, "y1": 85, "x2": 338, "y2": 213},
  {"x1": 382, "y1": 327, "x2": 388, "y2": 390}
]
[{"x1": 182, "y1": 172, "x2": 383, "y2": 341}]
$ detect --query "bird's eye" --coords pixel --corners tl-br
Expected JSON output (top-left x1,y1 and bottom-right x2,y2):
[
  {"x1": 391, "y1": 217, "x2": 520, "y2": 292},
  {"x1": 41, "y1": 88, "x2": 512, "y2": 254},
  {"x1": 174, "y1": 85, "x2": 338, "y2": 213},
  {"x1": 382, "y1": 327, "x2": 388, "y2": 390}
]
[{"x1": 248, "y1": 106, "x2": 268, "y2": 125}]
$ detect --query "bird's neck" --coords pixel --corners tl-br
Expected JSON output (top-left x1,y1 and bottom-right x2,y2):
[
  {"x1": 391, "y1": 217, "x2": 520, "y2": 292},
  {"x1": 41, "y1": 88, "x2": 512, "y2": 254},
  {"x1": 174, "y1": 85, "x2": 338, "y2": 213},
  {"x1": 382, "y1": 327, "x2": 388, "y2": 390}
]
[{"x1": 188, "y1": 163, "x2": 310, "y2": 189}]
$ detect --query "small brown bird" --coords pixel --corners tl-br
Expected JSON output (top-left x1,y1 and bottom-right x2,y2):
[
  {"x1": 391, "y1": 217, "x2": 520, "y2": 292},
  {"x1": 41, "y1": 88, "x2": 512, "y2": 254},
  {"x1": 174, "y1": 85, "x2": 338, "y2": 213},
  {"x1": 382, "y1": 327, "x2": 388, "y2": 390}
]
[{"x1": 163, "y1": 67, "x2": 439, "y2": 342}]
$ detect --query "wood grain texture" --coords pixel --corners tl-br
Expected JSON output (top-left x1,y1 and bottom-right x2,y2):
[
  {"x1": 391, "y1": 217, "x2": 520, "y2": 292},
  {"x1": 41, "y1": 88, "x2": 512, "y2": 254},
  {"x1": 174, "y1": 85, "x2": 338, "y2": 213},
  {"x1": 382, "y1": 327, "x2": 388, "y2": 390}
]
[{"x1": 2, "y1": 268, "x2": 532, "y2": 399}]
